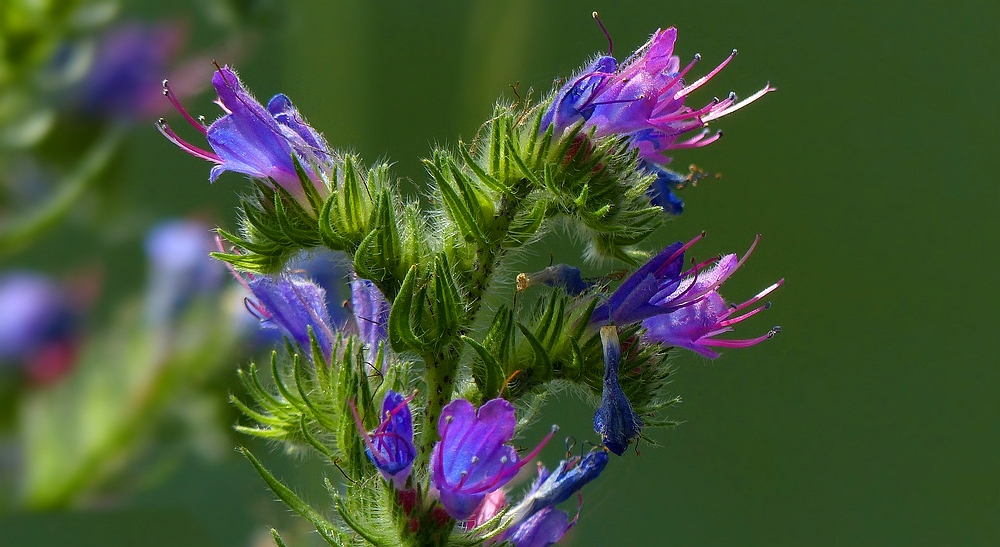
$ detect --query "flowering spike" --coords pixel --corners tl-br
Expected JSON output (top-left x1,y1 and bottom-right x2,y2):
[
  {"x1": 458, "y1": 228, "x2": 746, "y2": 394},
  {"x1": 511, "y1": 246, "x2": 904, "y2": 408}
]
[{"x1": 593, "y1": 326, "x2": 643, "y2": 456}]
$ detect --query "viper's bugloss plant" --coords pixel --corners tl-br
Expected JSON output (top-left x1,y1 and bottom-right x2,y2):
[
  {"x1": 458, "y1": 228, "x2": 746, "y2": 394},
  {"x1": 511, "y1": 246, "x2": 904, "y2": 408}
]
[{"x1": 162, "y1": 15, "x2": 784, "y2": 547}]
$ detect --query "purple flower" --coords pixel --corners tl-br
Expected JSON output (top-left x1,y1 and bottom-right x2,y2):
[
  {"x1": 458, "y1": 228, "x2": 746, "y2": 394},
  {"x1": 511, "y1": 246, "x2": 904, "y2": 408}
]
[
  {"x1": 516, "y1": 264, "x2": 590, "y2": 296},
  {"x1": 350, "y1": 276, "x2": 391, "y2": 367},
  {"x1": 229, "y1": 267, "x2": 336, "y2": 359},
  {"x1": 144, "y1": 219, "x2": 224, "y2": 324},
  {"x1": 506, "y1": 507, "x2": 572, "y2": 547},
  {"x1": 593, "y1": 326, "x2": 643, "y2": 456},
  {"x1": 590, "y1": 234, "x2": 699, "y2": 326},
  {"x1": 158, "y1": 66, "x2": 331, "y2": 204},
  {"x1": 643, "y1": 285, "x2": 782, "y2": 358},
  {"x1": 350, "y1": 389, "x2": 415, "y2": 489},
  {"x1": 430, "y1": 398, "x2": 556, "y2": 520}
]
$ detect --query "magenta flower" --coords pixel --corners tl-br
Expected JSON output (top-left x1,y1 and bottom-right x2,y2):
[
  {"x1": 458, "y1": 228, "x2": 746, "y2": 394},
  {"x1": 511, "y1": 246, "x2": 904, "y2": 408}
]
[
  {"x1": 350, "y1": 390, "x2": 415, "y2": 489},
  {"x1": 158, "y1": 66, "x2": 332, "y2": 204},
  {"x1": 543, "y1": 27, "x2": 773, "y2": 164},
  {"x1": 593, "y1": 326, "x2": 643, "y2": 456},
  {"x1": 643, "y1": 284, "x2": 782, "y2": 358},
  {"x1": 430, "y1": 398, "x2": 556, "y2": 520}
]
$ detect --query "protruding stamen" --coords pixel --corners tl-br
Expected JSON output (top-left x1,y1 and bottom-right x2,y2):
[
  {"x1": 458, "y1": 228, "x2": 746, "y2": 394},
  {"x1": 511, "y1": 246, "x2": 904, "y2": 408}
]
[
  {"x1": 673, "y1": 49, "x2": 738, "y2": 100},
  {"x1": 702, "y1": 82, "x2": 776, "y2": 123},
  {"x1": 162, "y1": 79, "x2": 207, "y2": 135},
  {"x1": 156, "y1": 118, "x2": 221, "y2": 162},
  {"x1": 668, "y1": 130, "x2": 722, "y2": 150},
  {"x1": 592, "y1": 12, "x2": 613, "y2": 56},
  {"x1": 655, "y1": 231, "x2": 706, "y2": 277}
]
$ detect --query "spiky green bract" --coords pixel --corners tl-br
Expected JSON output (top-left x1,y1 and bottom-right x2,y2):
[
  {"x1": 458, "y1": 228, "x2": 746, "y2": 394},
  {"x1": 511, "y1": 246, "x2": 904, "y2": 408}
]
[{"x1": 463, "y1": 291, "x2": 679, "y2": 434}]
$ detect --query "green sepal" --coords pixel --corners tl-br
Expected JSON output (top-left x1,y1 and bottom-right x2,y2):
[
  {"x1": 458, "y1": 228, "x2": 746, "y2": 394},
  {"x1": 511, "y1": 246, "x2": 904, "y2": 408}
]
[{"x1": 462, "y1": 335, "x2": 504, "y2": 401}]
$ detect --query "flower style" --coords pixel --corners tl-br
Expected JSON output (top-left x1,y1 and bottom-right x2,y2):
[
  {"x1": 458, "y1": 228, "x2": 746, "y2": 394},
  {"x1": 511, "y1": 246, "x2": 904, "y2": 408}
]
[
  {"x1": 542, "y1": 25, "x2": 773, "y2": 214},
  {"x1": 430, "y1": 398, "x2": 556, "y2": 520},
  {"x1": 593, "y1": 326, "x2": 643, "y2": 456},
  {"x1": 350, "y1": 276, "x2": 391, "y2": 367},
  {"x1": 350, "y1": 389, "x2": 416, "y2": 489},
  {"x1": 158, "y1": 65, "x2": 333, "y2": 204}
]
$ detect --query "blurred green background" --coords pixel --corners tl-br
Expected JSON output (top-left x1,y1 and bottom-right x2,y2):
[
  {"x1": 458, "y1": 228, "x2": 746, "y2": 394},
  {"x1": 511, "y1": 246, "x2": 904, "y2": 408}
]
[{"x1": 5, "y1": 1, "x2": 998, "y2": 545}]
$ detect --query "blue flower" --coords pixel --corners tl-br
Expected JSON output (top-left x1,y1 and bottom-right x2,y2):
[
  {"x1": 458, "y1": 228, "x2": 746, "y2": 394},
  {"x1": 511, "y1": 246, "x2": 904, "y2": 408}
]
[
  {"x1": 506, "y1": 507, "x2": 572, "y2": 547},
  {"x1": 240, "y1": 273, "x2": 336, "y2": 360},
  {"x1": 593, "y1": 326, "x2": 643, "y2": 456},
  {"x1": 507, "y1": 449, "x2": 609, "y2": 525},
  {"x1": 590, "y1": 235, "x2": 696, "y2": 326},
  {"x1": 517, "y1": 264, "x2": 590, "y2": 296},
  {"x1": 642, "y1": 161, "x2": 685, "y2": 215},
  {"x1": 430, "y1": 398, "x2": 556, "y2": 520},
  {"x1": 351, "y1": 389, "x2": 415, "y2": 489}
]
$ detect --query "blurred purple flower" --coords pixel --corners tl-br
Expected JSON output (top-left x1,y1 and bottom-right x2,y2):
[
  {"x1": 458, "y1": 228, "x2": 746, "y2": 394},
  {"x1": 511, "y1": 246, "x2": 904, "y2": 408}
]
[
  {"x1": 75, "y1": 22, "x2": 208, "y2": 120},
  {"x1": 430, "y1": 398, "x2": 556, "y2": 520},
  {"x1": 144, "y1": 219, "x2": 224, "y2": 324},
  {"x1": 593, "y1": 326, "x2": 642, "y2": 456},
  {"x1": 158, "y1": 65, "x2": 332, "y2": 205},
  {"x1": 0, "y1": 272, "x2": 80, "y2": 384},
  {"x1": 350, "y1": 389, "x2": 415, "y2": 489}
]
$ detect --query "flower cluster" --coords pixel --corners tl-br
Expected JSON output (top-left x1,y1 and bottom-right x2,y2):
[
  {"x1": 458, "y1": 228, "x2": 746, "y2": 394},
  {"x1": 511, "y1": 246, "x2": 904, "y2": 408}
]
[{"x1": 158, "y1": 17, "x2": 784, "y2": 547}]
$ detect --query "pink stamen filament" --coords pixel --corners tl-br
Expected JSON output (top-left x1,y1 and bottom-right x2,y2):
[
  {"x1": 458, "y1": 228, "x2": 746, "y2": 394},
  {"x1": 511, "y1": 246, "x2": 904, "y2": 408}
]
[
  {"x1": 162, "y1": 79, "x2": 207, "y2": 135},
  {"x1": 348, "y1": 399, "x2": 383, "y2": 461},
  {"x1": 654, "y1": 231, "x2": 705, "y2": 278},
  {"x1": 702, "y1": 331, "x2": 775, "y2": 348},
  {"x1": 156, "y1": 119, "x2": 221, "y2": 163},
  {"x1": 674, "y1": 49, "x2": 737, "y2": 100}
]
